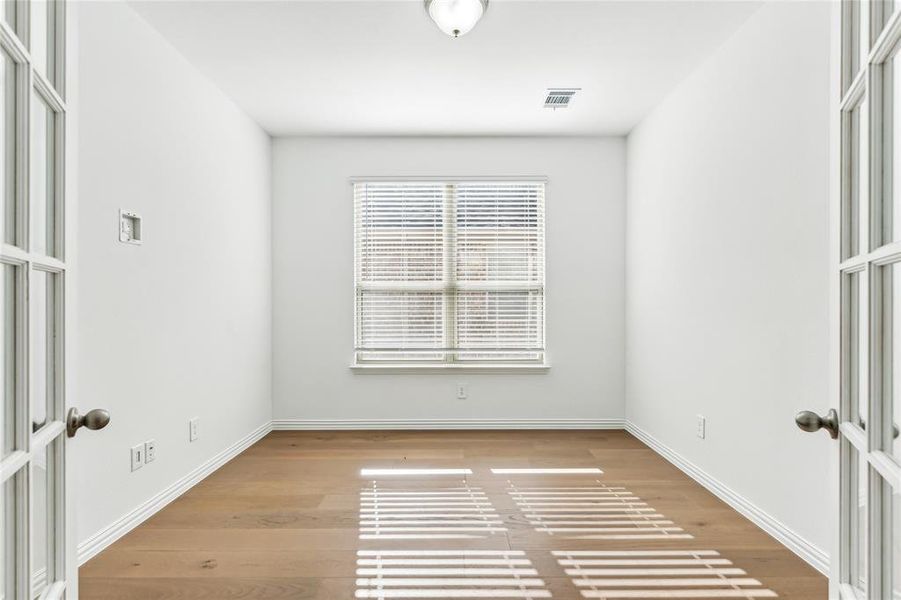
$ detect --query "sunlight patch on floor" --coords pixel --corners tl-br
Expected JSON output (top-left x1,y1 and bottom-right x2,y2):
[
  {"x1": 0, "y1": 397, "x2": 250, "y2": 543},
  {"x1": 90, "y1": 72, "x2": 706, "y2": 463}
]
[
  {"x1": 362, "y1": 469, "x2": 474, "y2": 476},
  {"x1": 355, "y1": 550, "x2": 551, "y2": 599},
  {"x1": 508, "y1": 482, "x2": 692, "y2": 540},
  {"x1": 490, "y1": 468, "x2": 603, "y2": 475},
  {"x1": 360, "y1": 481, "x2": 506, "y2": 540},
  {"x1": 554, "y1": 550, "x2": 777, "y2": 598},
  {"x1": 352, "y1": 471, "x2": 781, "y2": 599}
]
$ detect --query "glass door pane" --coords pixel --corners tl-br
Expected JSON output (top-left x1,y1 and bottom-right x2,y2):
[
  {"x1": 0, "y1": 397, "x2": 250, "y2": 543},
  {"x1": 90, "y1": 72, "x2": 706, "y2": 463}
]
[
  {"x1": 30, "y1": 440, "x2": 56, "y2": 598},
  {"x1": 860, "y1": 0, "x2": 870, "y2": 75},
  {"x1": 29, "y1": 270, "x2": 56, "y2": 434},
  {"x1": 857, "y1": 100, "x2": 868, "y2": 255},
  {"x1": 875, "y1": 1, "x2": 894, "y2": 43},
  {"x1": 885, "y1": 54, "x2": 901, "y2": 244},
  {"x1": 1, "y1": 476, "x2": 16, "y2": 599},
  {"x1": 845, "y1": 100, "x2": 867, "y2": 259},
  {"x1": 30, "y1": 93, "x2": 54, "y2": 257},
  {"x1": 30, "y1": 1, "x2": 49, "y2": 80},
  {"x1": 885, "y1": 484, "x2": 900, "y2": 598},
  {"x1": 846, "y1": 271, "x2": 866, "y2": 427},
  {"x1": 1, "y1": 49, "x2": 14, "y2": 246},
  {"x1": 845, "y1": 0, "x2": 864, "y2": 93},
  {"x1": 1, "y1": 2, "x2": 15, "y2": 36},
  {"x1": 848, "y1": 446, "x2": 868, "y2": 596},
  {"x1": 881, "y1": 262, "x2": 901, "y2": 461},
  {"x1": 2, "y1": 263, "x2": 16, "y2": 459}
]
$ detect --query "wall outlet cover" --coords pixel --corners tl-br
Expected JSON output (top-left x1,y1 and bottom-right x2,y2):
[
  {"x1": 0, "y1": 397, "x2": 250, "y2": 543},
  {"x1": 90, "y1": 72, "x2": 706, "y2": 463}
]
[
  {"x1": 144, "y1": 439, "x2": 157, "y2": 463},
  {"x1": 189, "y1": 418, "x2": 199, "y2": 442},
  {"x1": 130, "y1": 444, "x2": 144, "y2": 471}
]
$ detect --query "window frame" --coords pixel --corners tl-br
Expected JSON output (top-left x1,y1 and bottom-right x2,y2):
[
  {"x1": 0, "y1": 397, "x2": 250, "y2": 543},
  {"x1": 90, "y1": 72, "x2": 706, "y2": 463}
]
[{"x1": 351, "y1": 176, "x2": 549, "y2": 372}]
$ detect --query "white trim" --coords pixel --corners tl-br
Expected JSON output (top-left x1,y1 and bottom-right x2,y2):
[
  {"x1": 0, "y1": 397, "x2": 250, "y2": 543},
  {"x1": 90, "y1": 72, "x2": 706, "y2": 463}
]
[
  {"x1": 349, "y1": 175, "x2": 548, "y2": 184},
  {"x1": 351, "y1": 364, "x2": 550, "y2": 374},
  {"x1": 624, "y1": 421, "x2": 830, "y2": 576},
  {"x1": 272, "y1": 418, "x2": 623, "y2": 431},
  {"x1": 869, "y1": 450, "x2": 901, "y2": 489},
  {"x1": 75, "y1": 421, "x2": 271, "y2": 566},
  {"x1": 838, "y1": 583, "x2": 860, "y2": 600}
]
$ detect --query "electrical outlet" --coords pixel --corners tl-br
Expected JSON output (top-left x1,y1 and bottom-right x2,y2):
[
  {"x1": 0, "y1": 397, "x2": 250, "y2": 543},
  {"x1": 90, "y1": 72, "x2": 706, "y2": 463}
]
[
  {"x1": 119, "y1": 210, "x2": 143, "y2": 245},
  {"x1": 144, "y1": 439, "x2": 157, "y2": 463},
  {"x1": 457, "y1": 383, "x2": 467, "y2": 400},
  {"x1": 696, "y1": 415, "x2": 706, "y2": 439},
  {"x1": 130, "y1": 444, "x2": 145, "y2": 471},
  {"x1": 189, "y1": 418, "x2": 199, "y2": 442}
]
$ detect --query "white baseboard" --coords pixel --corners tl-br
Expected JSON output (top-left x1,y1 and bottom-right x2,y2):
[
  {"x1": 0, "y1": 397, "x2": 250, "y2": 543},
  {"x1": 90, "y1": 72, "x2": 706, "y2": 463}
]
[
  {"x1": 271, "y1": 418, "x2": 625, "y2": 430},
  {"x1": 625, "y1": 420, "x2": 829, "y2": 575},
  {"x1": 76, "y1": 421, "x2": 272, "y2": 566}
]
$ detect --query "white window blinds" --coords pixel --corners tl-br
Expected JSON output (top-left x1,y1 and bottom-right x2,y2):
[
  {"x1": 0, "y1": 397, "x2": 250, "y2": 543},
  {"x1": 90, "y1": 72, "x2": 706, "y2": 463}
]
[{"x1": 354, "y1": 180, "x2": 545, "y2": 364}]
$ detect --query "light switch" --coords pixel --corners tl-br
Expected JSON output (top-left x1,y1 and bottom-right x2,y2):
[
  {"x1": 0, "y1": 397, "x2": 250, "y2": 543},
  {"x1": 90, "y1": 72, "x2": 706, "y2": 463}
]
[
  {"x1": 130, "y1": 444, "x2": 144, "y2": 471},
  {"x1": 119, "y1": 210, "x2": 143, "y2": 245}
]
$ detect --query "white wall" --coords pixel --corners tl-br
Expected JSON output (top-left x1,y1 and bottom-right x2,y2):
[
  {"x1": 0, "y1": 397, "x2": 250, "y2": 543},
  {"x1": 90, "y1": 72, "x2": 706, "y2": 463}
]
[
  {"x1": 272, "y1": 137, "x2": 624, "y2": 424},
  {"x1": 74, "y1": 2, "x2": 272, "y2": 551},
  {"x1": 626, "y1": 1, "x2": 831, "y2": 559}
]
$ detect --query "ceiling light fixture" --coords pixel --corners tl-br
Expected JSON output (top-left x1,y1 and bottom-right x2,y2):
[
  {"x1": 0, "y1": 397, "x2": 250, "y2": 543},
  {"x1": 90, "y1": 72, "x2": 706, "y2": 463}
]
[{"x1": 425, "y1": 0, "x2": 488, "y2": 38}]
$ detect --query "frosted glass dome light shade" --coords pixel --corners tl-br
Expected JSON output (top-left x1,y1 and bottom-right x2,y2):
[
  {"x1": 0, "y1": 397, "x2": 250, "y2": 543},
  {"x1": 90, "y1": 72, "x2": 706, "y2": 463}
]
[{"x1": 425, "y1": 0, "x2": 488, "y2": 38}]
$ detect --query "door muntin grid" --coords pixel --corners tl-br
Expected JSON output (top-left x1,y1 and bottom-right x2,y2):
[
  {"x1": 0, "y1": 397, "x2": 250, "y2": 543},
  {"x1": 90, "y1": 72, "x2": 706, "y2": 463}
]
[
  {"x1": 840, "y1": 1, "x2": 901, "y2": 597},
  {"x1": 0, "y1": 1, "x2": 67, "y2": 599}
]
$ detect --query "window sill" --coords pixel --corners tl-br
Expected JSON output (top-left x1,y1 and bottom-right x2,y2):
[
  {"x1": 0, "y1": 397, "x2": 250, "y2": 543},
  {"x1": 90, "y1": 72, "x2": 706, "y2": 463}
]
[{"x1": 350, "y1": 364, "x2": 551, "y2": 374}]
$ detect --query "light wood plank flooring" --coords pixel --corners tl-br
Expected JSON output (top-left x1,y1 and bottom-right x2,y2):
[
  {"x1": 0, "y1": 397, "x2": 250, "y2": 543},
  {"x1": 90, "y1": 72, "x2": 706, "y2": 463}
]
[{"x1": 79, "y1": 430, "x2": 827, "y2": 599}]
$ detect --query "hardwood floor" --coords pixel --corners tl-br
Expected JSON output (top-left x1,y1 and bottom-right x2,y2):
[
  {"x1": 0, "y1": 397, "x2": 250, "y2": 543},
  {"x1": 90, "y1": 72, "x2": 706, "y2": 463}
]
[{"x1": 79, "y1": 430, "x2": 827, "y2": 599}]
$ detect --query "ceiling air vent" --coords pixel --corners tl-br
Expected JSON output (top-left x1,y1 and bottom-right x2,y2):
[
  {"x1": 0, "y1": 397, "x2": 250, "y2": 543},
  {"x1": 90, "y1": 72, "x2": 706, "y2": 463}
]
[{"x1": 544, "y1": 88, "x2": 580, "y2": 109}]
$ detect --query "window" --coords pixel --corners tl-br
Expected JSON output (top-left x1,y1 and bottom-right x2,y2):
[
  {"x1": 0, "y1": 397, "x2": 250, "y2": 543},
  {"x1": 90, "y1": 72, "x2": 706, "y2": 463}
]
[{"x1": 354, "y1": 180, "x2": 546, "y2": 366}]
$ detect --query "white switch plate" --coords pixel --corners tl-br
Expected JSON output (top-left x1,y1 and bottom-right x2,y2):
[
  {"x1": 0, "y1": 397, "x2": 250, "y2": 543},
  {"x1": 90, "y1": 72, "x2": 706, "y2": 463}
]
[
  {"x1": 130, "y1": 444, "x2": 144, "y2": 471},
  {"x1": 189, "y1": 418, "x2": 199, "y2": 442},
  {"x1": 144, "y1": 439, "x2": 157, "y2": 463},
  {"x1": 119, "y1": 209, "x2": 143, "y2": 245},
  {"x1": 457, "y1": 383, "x2": 467, "y2": 400},
  {"x1": 696, "y1": 415, "x2": 706, "y2": 439}
]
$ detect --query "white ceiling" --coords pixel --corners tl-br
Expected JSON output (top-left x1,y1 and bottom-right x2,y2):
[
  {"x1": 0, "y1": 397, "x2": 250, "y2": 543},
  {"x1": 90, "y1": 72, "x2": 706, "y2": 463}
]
[{"x1": 129, "y1": 0, "x2": 760, "y2": 136}]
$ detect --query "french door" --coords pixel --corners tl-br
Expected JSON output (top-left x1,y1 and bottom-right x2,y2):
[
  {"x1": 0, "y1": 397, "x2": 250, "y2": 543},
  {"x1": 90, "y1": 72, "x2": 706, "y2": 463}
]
[
  {"x1": 834, "y1": 0, "x2": 901, "y2": 597},
  {"x1": 0, "y1": 0, "x2": 70, "y2": 598}
]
